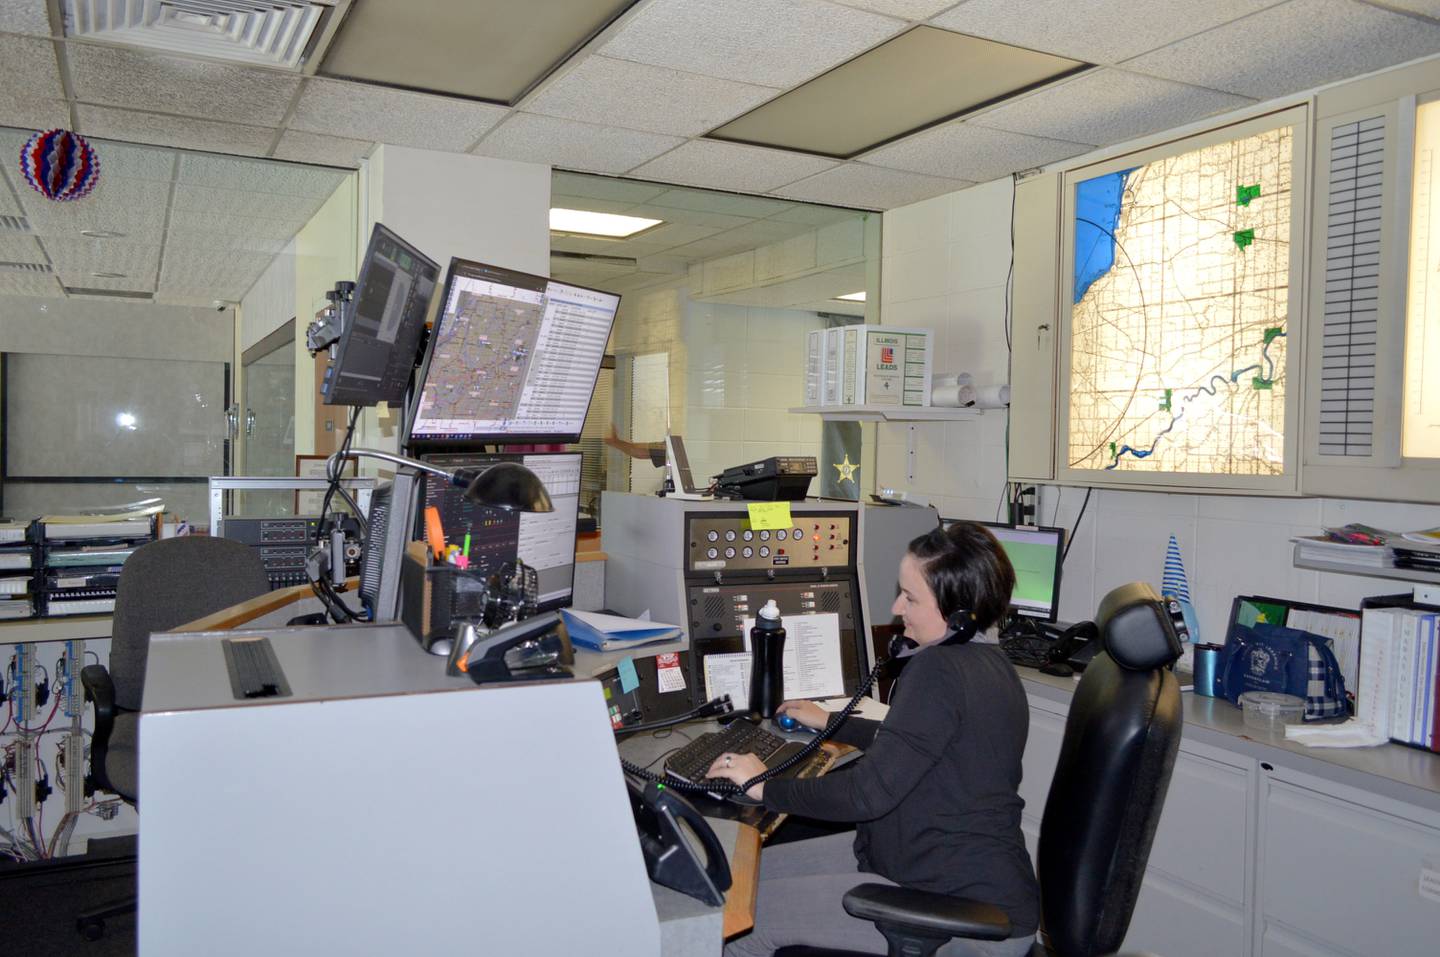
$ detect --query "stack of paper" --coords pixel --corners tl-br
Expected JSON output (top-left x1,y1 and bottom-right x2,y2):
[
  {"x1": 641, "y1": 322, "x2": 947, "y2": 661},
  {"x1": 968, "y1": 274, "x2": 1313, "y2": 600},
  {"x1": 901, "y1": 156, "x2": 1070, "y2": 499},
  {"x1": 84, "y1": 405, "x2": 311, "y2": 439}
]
[
  {"x1": 1291, "y1": 535, "x2": 1392, "y2": 567},
  {"x1": 560, "y1": 609, "x2": 681, "y2": 651}
]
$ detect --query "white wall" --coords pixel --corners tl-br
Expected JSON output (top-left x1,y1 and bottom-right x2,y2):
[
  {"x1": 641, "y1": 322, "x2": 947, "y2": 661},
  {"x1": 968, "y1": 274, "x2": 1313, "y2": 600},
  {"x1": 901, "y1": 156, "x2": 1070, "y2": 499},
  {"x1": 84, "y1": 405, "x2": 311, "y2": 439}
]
[
  {"x1": 878, "y1": 180, "x2": 1440, "y2": 640},
  {"x1": 239, "y1": 236, "x2": 296, "y2": 353}
]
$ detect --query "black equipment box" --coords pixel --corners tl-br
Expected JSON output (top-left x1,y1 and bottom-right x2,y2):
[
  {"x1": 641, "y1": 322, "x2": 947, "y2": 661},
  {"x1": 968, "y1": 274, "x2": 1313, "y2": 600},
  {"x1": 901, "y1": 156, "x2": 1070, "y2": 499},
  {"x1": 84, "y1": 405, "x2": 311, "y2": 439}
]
[{"x1": 715, "y1": 456, "x2": 817, "y2": 501}]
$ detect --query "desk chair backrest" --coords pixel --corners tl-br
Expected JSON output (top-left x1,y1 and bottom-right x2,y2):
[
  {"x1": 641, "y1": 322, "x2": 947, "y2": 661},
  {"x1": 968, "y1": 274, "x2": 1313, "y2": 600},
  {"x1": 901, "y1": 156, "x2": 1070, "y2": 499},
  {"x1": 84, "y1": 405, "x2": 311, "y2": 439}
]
[
  {"x1": 109, "y1": 536, "x2": 272, "y2": 711},
  {"x1": 1036, "y1": 582, "x2": 1184, "y2": 957}
]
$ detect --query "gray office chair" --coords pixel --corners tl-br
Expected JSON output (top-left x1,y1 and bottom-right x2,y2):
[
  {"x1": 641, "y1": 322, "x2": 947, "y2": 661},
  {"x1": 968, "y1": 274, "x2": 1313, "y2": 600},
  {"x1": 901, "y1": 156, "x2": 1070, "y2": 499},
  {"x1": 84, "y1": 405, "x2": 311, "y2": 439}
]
[
  {"x1": 76, "y1": 535, "x2": 271, "y2": 941},
  {"x1": 776, "y1": 581, "x2": 1184, "y2": 957}
]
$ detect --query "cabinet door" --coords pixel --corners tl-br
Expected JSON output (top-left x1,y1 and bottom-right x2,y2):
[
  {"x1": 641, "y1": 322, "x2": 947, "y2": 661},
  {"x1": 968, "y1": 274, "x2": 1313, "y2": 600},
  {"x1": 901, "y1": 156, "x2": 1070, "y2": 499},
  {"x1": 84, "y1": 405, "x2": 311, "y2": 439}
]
[
  {"x1": 1121, "y1": 738, "x2": 1254, "y2": 957},
  {"x1": 1258, "y1": 765, "x2": 1440, "y2": 956}
]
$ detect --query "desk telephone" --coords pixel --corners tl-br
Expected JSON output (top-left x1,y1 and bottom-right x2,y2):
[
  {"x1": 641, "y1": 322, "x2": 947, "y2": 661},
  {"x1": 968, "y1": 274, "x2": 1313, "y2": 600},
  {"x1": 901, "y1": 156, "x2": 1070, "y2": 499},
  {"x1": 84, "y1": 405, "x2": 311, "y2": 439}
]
[{"x1": 629, "y1": 779, "x2": 732, "y2": 907}]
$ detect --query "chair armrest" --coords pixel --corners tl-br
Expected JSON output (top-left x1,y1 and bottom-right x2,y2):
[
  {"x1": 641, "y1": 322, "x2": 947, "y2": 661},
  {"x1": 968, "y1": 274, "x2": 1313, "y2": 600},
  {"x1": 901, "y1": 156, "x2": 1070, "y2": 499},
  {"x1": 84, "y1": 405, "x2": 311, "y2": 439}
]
[
  {"x1": 843, "y1": 883, "x2": 1012, "y2": 942},
  {"x1": 80, "y1": 665, "x2": 116, "y2": 731}
]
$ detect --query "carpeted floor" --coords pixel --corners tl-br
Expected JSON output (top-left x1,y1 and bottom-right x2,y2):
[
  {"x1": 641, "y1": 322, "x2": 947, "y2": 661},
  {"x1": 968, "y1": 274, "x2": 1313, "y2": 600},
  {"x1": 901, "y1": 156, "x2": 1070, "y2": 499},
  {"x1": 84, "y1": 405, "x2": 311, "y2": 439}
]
[{"x1": 2, "y1": 838, "x2": 137, "y2": 956}]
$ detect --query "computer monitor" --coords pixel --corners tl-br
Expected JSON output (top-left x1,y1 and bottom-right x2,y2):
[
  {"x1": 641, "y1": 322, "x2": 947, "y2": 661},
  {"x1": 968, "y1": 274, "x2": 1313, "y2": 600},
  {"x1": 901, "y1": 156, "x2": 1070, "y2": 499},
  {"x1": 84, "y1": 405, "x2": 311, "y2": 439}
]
[
  {"x1": 406, "y1": 258, "x2": 620, "y2": 448},
  {"x1": 418, "y1": 452, "x2": 583, "y2": 610},
  {"x1": 322, "y1": 223, "x2": 441, "y2": 407},
  {"x1": 979, "y1": 522, "x2": 1065, "y2": 623}
]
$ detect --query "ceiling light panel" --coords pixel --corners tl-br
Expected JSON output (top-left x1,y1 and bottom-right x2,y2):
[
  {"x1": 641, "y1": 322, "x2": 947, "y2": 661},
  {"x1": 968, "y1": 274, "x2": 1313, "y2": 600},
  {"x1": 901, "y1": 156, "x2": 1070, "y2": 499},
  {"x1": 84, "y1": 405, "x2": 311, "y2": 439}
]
[
  {"x1": 711, "y1": 27, "x2": 1087, "y2": 159},
  {"x1": 62, "y1": 0, "x2": 334, "y2": 70},
  {"x1": 551, "y1": 207, "x2": 662, "y2": 238},
  {"x1": 320, "y1": 0, "x2": 633, "y2": 104},
  {"x1": 600, "y1": 0, "x2": 903, "y2": 89}
]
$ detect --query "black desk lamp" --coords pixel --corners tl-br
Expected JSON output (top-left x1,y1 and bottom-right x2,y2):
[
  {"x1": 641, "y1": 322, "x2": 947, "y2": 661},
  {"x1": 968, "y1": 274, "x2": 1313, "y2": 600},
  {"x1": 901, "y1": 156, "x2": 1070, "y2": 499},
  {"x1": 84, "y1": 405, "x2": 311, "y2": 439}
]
[{"x1": 326, "y1": 448, "x2": 555, "y2": 513}]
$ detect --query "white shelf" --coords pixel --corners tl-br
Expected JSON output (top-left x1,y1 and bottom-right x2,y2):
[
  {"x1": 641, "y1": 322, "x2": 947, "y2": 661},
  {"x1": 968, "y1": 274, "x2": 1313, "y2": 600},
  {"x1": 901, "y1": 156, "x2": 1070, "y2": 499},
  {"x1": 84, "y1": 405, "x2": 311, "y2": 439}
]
[
  {"x1": 789, "y1": 405, "x2": 983, "y2": 422},
  {"x1": 1293, "y1": 549, "x2": 1440, "y2": 585}
]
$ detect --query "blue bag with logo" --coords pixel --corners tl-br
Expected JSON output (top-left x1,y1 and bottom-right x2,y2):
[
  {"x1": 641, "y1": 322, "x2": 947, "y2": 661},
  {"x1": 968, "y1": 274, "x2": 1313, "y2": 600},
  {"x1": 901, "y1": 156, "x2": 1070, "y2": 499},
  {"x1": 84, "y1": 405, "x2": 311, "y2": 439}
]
[{"x1": 1214, "y1": 623, "x2": 1349, "y2": 720}]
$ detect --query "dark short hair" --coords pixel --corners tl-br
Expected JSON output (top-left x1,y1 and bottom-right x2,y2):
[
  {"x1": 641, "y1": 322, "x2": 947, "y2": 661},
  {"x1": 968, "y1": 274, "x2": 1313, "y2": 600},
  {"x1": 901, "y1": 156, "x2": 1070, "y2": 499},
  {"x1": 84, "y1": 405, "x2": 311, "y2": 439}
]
[{"x1": 907, "y1": 522, "x2": 1016, "y2": 632}]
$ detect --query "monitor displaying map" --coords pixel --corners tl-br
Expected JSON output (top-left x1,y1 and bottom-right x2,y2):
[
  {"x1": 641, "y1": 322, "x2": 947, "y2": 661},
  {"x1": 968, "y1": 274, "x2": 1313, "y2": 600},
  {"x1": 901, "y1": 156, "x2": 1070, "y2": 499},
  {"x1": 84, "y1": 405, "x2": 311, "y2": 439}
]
[
  {"x1": 407, "y1": 259, "x2": 619, "y2": 447},
  {"x1": 1063, "y1": 118, "x2": 1299, "y2": 482}
]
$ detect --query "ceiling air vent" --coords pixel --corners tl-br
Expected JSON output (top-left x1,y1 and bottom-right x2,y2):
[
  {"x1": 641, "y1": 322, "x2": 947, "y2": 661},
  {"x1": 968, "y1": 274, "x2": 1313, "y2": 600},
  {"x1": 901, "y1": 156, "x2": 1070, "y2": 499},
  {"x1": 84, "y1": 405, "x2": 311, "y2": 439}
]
[
  {"x1": 63, "y1": 0, "x2": 337, "y2": 70},
  {"x1": 64, "y1": 286, "x2": 155, "y2": 300},
  {"x1": 0, "y1": 261, "x2": 53, "y2": 273},
  {"x1": 0, "y1": 215, "x2": 32, "y2": 233}
]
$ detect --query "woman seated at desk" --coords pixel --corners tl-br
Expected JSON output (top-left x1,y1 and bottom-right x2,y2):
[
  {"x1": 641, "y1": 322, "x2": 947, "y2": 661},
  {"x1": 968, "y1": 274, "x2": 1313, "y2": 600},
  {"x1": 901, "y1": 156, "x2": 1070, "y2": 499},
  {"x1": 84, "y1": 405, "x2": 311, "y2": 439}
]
[{"x1": 707, "y1": 522, "x2": 1039, "y2": 957}]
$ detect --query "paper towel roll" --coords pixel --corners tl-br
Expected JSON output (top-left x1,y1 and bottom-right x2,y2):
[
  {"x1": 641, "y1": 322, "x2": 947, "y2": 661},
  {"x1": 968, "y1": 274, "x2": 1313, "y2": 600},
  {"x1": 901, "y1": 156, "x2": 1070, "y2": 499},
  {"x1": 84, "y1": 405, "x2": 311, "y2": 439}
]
[
  {"x1": 931, "y1": 383, "x2": 977, "y2": 408},
  {"x1": 931, "y1": 371, "x2": 973, "y2": 389},
  {"x1": 973, "y1": 384, "x2": 1011, "y2": 409}
]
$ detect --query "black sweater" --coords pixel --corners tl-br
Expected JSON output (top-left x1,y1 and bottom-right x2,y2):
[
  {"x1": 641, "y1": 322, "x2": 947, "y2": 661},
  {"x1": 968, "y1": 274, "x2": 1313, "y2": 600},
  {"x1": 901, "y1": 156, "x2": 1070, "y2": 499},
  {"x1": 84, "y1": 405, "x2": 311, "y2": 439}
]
[{"x1": 763, "y1": 640, "x2": 1040, "y2": 937}]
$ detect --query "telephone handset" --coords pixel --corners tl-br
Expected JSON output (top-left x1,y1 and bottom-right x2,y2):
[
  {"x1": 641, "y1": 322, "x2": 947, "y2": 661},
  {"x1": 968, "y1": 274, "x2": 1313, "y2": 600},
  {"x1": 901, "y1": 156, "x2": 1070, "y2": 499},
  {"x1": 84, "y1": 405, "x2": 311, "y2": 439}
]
[{"x1": 628, "y1": 778, "x2": 732, "y2": 906}]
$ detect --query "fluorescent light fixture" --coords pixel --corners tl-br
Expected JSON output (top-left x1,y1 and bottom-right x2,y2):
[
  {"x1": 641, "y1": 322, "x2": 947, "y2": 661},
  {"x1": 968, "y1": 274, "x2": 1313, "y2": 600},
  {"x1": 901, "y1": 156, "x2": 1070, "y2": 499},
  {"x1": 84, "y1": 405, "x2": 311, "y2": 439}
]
[
  {"x1": 550, "y1": 208, "x2": 662, "y2": 238},
  {"x1": 834, "y1": 291, "x2": 866, "y2": 302}
]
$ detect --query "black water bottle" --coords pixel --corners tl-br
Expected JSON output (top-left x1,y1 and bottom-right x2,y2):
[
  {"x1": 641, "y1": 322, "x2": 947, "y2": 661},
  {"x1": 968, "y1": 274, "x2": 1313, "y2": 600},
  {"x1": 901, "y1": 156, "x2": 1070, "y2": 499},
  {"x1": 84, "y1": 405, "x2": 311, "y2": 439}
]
[{"x1": 749, "y1": 599, "x2": 786, "y2": 719}]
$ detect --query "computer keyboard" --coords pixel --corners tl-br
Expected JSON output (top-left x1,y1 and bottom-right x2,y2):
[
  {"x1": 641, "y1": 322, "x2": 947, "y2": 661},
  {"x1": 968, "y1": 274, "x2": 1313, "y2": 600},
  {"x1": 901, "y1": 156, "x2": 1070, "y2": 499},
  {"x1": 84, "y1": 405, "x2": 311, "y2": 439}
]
[
  {"x1": 221, "y1": 636, "x2": 291, "y2": 700},
  {"x1": 665, "y1": 720, "x2": 792, "y2": 784}
]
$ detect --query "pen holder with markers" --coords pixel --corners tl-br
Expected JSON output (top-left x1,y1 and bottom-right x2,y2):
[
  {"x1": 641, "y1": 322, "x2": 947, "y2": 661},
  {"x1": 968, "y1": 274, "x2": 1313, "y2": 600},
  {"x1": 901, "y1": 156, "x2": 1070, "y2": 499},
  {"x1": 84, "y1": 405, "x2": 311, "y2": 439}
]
[{"x1": 399, "y1": 541, "x2": 541, "y2": 654}]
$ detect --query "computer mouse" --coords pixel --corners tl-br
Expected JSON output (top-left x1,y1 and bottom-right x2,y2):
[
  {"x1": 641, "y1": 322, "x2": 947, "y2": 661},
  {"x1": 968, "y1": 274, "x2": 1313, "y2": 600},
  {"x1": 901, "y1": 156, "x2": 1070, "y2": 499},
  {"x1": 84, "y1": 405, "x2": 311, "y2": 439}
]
[
  {"x1": 1039, "y1": 660, "x2": 1074, "y2": 678},
  {"x1": 774, "y1": 712, "x2": 800, "y2": 732}
]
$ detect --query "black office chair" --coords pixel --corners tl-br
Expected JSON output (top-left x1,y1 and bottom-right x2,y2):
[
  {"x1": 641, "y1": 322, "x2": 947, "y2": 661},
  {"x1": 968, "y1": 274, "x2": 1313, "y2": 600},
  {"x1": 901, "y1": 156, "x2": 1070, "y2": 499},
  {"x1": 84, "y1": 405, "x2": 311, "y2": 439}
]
[
  {"x1": 777, "y1": 581, "x2": 1184, "y2": 957},
  {"x1": 76, "y1": 535, "x2": 271, "y2": 941}
]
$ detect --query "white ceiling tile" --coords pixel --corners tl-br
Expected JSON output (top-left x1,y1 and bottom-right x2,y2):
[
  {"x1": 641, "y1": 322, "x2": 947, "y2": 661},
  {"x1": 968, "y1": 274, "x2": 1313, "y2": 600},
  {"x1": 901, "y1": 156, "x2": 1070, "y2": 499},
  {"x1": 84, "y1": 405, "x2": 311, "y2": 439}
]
[
  {"x1": 77, "y1": 175, "x2": 173, "y2": 210},
  {"x1": 600, "y1": 0, "x2": 905, "y2": 88},
  {"x1": 66, "y1": 42, "x2": 301, "y2": 125},
  {"x1": 43, "y1": 236, "x2": 160, "y2": 277},
  {"x1": 20, "y1": 196, "x2": 167, "y2": 243},
  {"x1": 664, "y1": 234, "x2": 767, "y2": 259},
  {"x1": 290, "y1": 78, "x2": 506, "y2": 152},
  {"x1": 177, "y1": 153, "x2": 347, "y2": 197},
  {"x1": 630, "y1": 140, "x2": 838, "y2": 192},
  {"x1": 472, "y1": 113, "x2": 682, "y2": 175},
  {"x1": 165, "y1": 227, "x2": 288, "y2": 255},
  {"x1": 552, "y1": 172, "x2": 669, "y2": 204},
  {"x1": 1376, "y1": 1, "x2": 1440, "y2": 18},
  {"x1": 831, "y1": 1, "x2": 958, "y2": 19},
  {"x1": 622, "y1": 204, "x2": 753, "y2": 230},
  {"x1": 551, "y1": 192, "x2": 647, "y2": 215},
  {"x1": 930, "y1": 0, "x2": 1280, "y2": 65},
  {"x1": 53, "y1": 273, "x2": 154, "y2": 293},
  {"x1": 768, "y1": 204, "x2": 868, "y2": 225},
  {"x1": 77, "y1": 104, "x2": 276, "y2": 157},
  {"x1": 0, "y1": 183, "x2": 21, "y2": 217},
  {"x1": 861, "y1": 122, "x2": 1088, "y2": 181},
  {"x1": 647, "y1": 188, "x2": 795, "y2": 218},
  {"x1": 172, "y1": 182, "x2": 323, "y2": 220},
  {"x1": 167, "y1": 208, "x2": 305, "y2": 241},
  {"x1": 526, "y1": 55, "x2": 777, "y2": 137},
  {"x1": 622, "y1": 221, "x2": 723, "y2": 248},
  {"x1": 271, "y1": 130, "x2": 374, "y2": 169},
  {"x1": 971, "y1": 69, "x2": 1254, "y2": 147},
  {"x1": 708, "y1": 219, "x2": 817, "y2": 246},
  {"x1": 1124, "y1": 0, "x2": 1440, "y2": 99},
  {"x1": 0, "y1": 95, "x2": 70, "y2": 133},
  {"x1": 88, "y1": 141, "x2": 176, "y2": 181},
  {"x1": 0, "y1": 233, "x2": 46, "y2": 262},
  {"x1": 773, "y1": 163, "x2": 969, "y2": 209},
  {"x1": 0, "y1": 270, "x2": 62, "y2": 295},
  {"x1": 0, "y1": 34, "x2": 63, "y2": 99},
  {"x1": 0, "y1": 1, "x2": 53, "y2": 35}
]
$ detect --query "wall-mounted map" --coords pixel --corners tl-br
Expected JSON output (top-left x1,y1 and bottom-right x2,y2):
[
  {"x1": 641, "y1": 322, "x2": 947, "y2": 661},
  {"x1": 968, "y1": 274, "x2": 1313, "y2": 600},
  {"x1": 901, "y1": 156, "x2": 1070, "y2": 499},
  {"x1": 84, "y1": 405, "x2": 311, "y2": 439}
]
[{"x1": 1066, "y1": 125, "x2": 1293, "y2": 476}]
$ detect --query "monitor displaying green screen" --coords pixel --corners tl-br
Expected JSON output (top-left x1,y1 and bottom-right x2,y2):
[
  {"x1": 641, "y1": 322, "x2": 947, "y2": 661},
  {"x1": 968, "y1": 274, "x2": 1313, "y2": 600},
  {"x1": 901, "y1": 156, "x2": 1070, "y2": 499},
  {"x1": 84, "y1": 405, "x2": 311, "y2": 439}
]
[{"x1": 983, "y1": 523, "x2": 1064, "y2": 621}]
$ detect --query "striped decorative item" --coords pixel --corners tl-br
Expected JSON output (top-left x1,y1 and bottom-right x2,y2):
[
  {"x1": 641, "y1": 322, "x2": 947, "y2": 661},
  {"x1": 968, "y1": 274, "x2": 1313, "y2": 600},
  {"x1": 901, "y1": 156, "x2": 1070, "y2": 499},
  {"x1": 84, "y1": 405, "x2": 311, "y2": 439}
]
[
  {"x1": 1162, "y1": 534, "x2": 1190, "y2": 602},
  {"x1": 19, "y1": 129, "x2": 100, "y2": 202}
]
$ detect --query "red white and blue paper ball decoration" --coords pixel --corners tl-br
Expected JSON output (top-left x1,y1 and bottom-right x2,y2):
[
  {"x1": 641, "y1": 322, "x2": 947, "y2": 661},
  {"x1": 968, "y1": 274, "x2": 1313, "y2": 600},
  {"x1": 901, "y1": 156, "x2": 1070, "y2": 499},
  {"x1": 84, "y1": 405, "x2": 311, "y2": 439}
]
[{"x1": 19, "y1": 129, "x2": 100, "y2": 202}]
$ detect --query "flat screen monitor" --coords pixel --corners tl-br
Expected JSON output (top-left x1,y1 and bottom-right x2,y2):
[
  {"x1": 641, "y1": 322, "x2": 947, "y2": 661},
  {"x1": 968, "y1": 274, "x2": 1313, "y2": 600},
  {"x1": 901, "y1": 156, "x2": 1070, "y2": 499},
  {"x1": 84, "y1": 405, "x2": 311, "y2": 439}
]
[
  {"x1": 418, "y1": 452, "x2": 582, "y2": 611},
  {"x1": 406, "y1": 258, "x2": 620, "y2": 447},
  {"x1": 323, "y1": 223, "x2": 441, "y2": 407},
  {"x1": 980, "y1": 522, "x2": 1064, "y2": 622}
]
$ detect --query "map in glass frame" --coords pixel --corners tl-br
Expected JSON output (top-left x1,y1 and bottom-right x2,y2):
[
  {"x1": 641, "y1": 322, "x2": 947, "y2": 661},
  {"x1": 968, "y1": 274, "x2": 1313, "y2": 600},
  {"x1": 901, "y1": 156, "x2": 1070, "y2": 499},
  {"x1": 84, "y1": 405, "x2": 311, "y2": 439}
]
[{"x1": 1067, "y1": 125, "x2": 1293, "y2": 476}]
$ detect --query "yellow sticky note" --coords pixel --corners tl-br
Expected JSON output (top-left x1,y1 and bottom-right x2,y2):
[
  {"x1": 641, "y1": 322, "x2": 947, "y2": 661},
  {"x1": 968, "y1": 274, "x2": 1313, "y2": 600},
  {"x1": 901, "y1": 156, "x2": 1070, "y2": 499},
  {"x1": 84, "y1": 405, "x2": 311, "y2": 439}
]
[{"x1": 747, "y1": 501, "x2": 792, "y2": 531}]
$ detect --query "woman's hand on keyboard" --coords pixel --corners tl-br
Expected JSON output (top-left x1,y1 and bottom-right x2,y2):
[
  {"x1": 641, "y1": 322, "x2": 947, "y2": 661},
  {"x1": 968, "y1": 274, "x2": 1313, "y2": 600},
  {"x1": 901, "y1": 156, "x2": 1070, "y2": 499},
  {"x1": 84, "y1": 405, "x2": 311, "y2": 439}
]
[
  {"x1": 776, "y1": 699, "x2": 828, "y2": 730},
  {"x1": 706, "y1": 752, "x2": 767, "y2": 801}
]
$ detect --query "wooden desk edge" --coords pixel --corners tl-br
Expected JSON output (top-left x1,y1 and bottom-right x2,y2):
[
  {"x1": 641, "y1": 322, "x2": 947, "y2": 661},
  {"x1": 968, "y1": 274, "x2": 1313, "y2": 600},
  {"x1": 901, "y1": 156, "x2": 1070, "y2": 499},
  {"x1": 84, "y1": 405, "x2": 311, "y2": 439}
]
[
  {"x1": 174, "y1": 579, "x2": 357, "y2": 632},
  {"x1": 723, "y1": 822, "x2": 762, "y2": 939}
]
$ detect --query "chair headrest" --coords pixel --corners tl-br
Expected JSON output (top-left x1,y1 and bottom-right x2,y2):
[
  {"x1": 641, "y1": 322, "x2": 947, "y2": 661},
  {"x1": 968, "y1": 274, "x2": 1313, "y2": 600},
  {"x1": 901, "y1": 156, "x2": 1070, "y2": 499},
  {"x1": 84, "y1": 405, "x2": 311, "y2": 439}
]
[{"x1": 1095, "y1": 582, "x2": 1184, "y2": 671}]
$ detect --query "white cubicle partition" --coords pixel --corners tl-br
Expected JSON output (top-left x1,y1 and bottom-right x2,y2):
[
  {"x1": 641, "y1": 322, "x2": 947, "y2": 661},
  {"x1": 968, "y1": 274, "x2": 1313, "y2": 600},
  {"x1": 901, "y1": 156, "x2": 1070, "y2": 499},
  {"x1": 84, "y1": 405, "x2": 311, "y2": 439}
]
[{"x1": 139, "y1": 625, "x2": 660, "y2": 957}]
